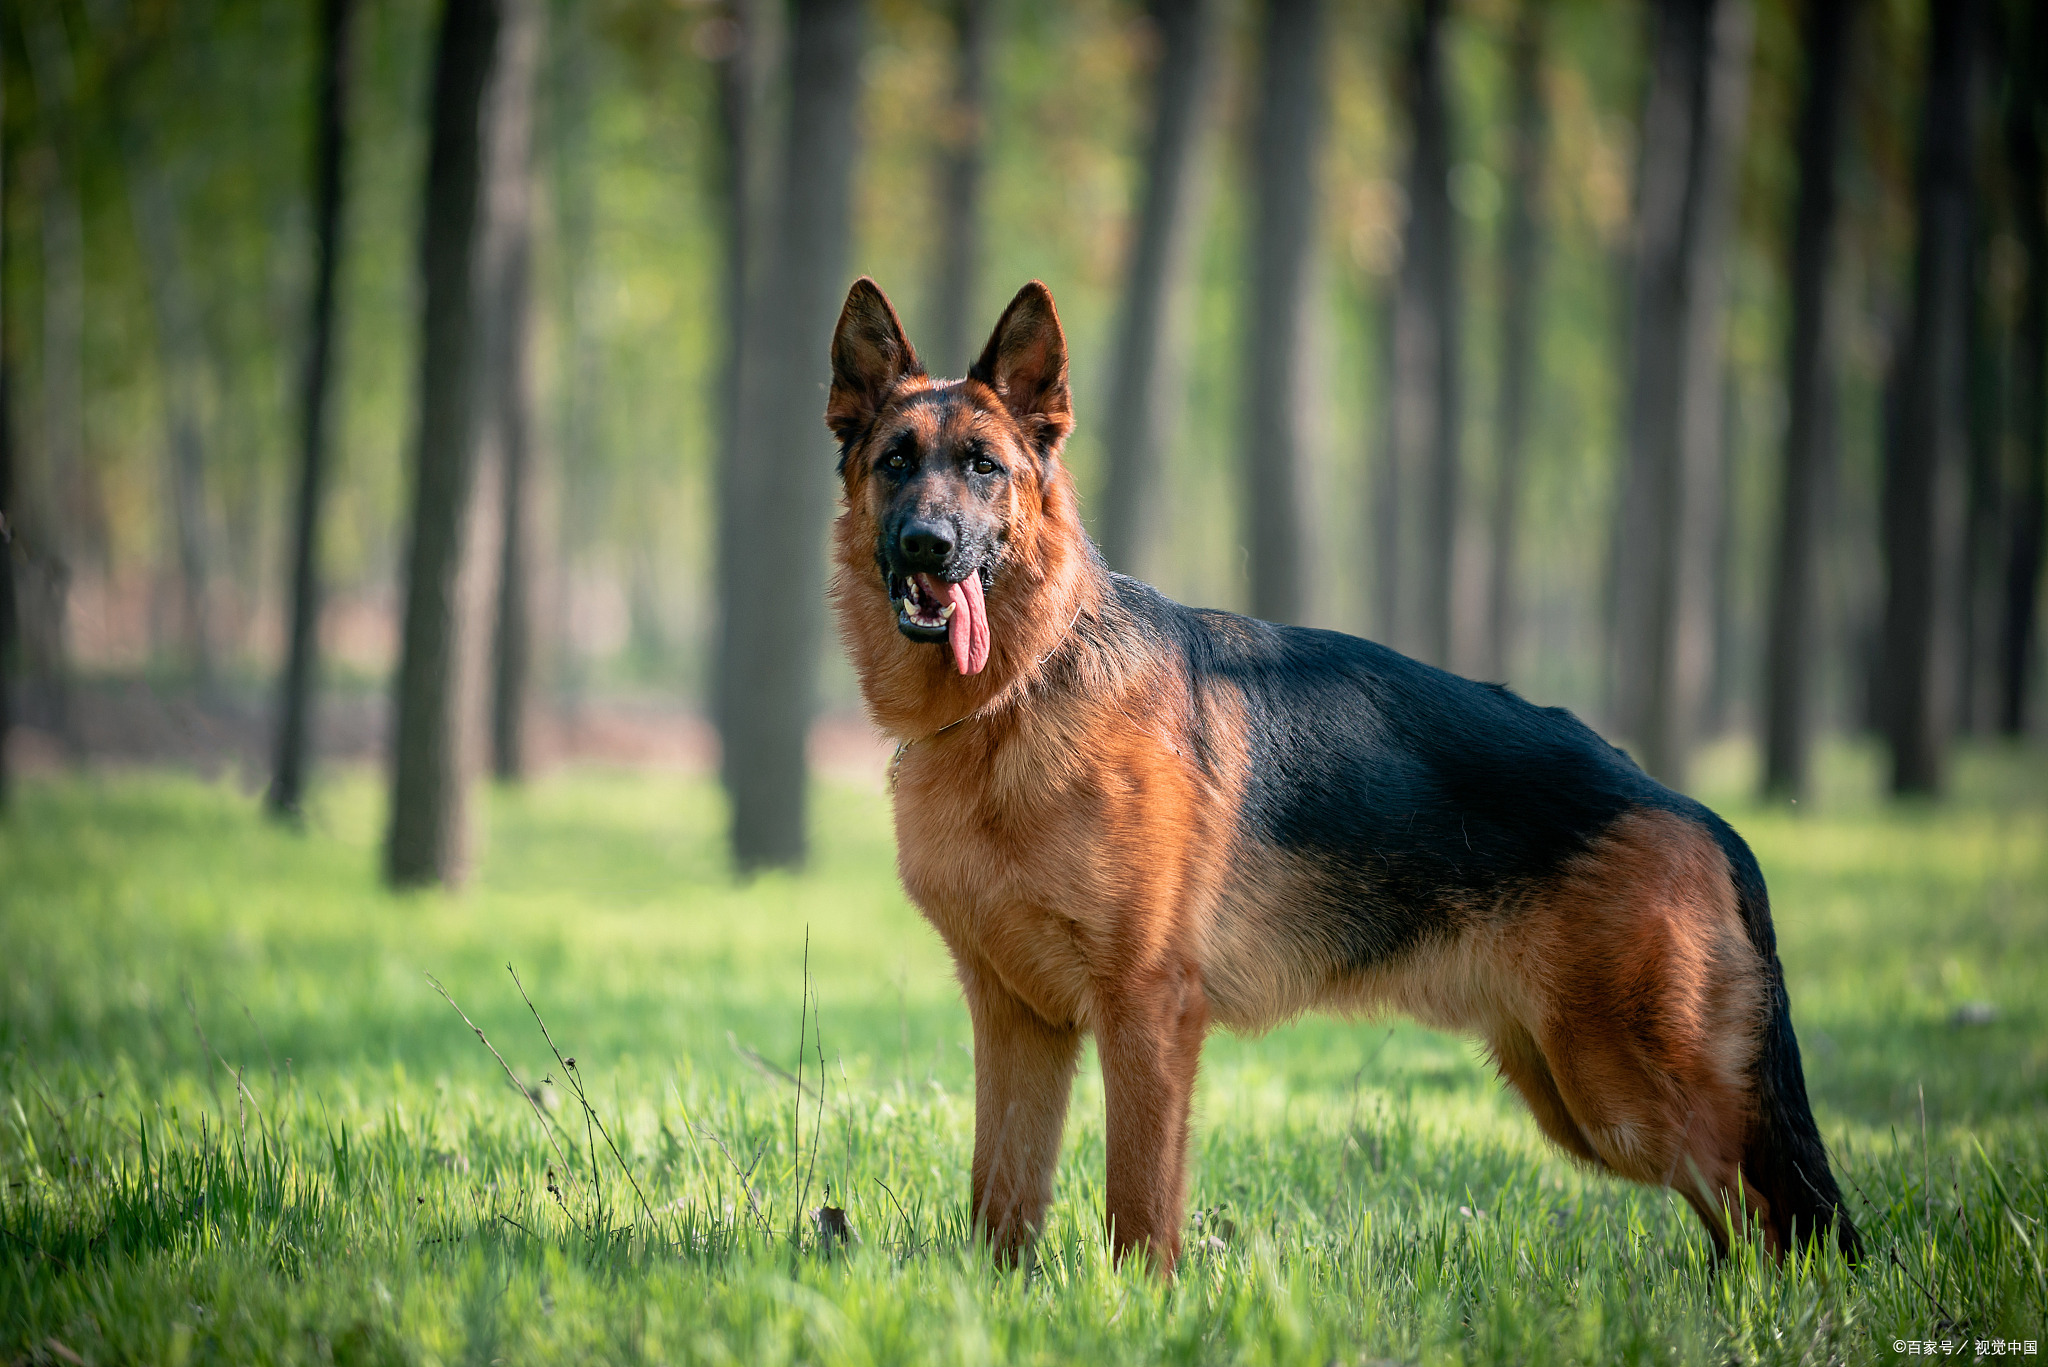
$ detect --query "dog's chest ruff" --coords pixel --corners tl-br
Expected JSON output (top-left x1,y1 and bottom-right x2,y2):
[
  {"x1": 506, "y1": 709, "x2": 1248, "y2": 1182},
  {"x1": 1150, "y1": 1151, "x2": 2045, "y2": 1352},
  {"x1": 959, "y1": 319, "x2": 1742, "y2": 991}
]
[
  {"x1": 887, "y1": 697, "x2": 1270, "y2": 1031},
  {"x1": 889, "y1": 731, "x2": 1113, "y2": 1023}
]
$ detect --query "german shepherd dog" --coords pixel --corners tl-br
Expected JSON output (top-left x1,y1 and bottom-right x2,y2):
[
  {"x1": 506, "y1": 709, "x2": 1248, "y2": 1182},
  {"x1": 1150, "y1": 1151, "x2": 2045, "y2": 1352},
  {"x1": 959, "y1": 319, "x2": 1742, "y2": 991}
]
[{"x1": 826, "y1": 276, "x2": 1859, "y2": 1271}]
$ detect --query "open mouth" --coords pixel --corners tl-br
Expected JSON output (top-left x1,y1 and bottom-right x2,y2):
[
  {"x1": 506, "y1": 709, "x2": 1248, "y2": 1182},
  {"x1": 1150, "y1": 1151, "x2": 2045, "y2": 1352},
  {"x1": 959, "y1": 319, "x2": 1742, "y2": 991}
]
[
  {"x1": 887, "y1": 570, "x2": 991, "y2": 675},
  {"x1": 892, "y1": 572, "x2": 955, "y2": 636}
]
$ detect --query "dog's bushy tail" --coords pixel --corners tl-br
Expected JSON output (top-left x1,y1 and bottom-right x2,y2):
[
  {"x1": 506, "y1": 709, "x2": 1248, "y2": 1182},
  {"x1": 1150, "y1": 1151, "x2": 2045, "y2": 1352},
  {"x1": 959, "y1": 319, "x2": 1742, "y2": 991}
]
[{"x1": 1714, "y1": 819, "x2": 1863, "y2": 1260}]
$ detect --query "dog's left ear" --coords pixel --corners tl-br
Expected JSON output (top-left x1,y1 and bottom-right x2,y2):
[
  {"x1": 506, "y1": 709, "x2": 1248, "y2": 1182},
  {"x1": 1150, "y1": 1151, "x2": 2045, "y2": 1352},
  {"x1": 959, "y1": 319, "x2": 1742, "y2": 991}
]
[
  {"x1": 969, "y1": 281, "x2": 1072, "y2": 458},
  {"x1": 827, "y1": 278, "x2": 923, "y2": 449}
]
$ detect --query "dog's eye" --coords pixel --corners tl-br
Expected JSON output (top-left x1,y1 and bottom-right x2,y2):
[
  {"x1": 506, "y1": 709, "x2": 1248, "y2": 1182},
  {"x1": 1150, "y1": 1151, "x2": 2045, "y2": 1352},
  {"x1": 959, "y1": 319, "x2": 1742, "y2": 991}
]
[
  {"x1": 970, "y1": 455, "x2": 998, "y2": 476},
  {"x1": 882, "y1": 449, "x2": 908, "y2": 472}
]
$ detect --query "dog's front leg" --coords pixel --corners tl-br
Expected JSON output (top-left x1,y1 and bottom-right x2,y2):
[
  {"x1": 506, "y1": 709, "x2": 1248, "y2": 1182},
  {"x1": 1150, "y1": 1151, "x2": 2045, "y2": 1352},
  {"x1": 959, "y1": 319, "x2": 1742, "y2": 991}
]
[
  {"x1": 1096, "y1": 960, "x2": 1209, "y2": 1273},
  {"x1": 962, "y1": 957, "x2": 1082, "y2": 1264}
]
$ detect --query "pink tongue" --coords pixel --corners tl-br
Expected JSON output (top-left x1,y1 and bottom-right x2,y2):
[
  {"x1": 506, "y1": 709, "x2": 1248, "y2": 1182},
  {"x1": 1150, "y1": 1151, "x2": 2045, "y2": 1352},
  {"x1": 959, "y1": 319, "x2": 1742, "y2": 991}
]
[{"x1": 930, "y1": 573, "x2": 988, "y2": 675}]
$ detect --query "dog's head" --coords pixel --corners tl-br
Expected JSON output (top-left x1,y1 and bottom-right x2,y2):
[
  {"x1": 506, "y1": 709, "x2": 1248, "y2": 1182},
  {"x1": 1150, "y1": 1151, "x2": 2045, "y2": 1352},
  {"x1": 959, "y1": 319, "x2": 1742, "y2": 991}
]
[{"x1": 826, "y1": 278, "x2": 1073, "y2": 677}]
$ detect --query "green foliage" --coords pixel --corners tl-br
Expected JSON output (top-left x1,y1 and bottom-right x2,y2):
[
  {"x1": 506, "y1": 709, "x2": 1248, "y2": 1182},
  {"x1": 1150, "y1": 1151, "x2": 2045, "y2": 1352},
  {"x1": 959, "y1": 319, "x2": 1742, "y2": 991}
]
[
  {"x1": 2, "y1": 751, "x2": 2044, "y2": 1363},
  {"x1": 9, "y1": 0, "x2": 1933, "y2": 724}
]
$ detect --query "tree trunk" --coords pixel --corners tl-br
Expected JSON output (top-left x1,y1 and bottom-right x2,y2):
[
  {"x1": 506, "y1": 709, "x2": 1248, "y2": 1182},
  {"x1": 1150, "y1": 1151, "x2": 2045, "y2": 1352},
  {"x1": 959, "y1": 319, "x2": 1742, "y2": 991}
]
[
  {"x1": 1707, "y1": 362, "x2": 1741, "y2": 735},
  {"x1": 1957, "y1": 0, "x2": 2009, "y2": 741},
  {"x1": 1761, "y1": 0, "x2": 1850, "y2": 801},
  {"x1": 23, "y1": 11, "x2": 82, "y2": 758},
  {"x1": 1389, "y1": 0, "x2": 1459, "y2": 667},
  {"x1": 0, "y1": 47, "x2": 12, "y2": 811},
  {"x1": 718, "y1": 0, "x2": 864, "y2": 871},
  {"x1": 0, "y1": 350, "x2": 10, "y2": 811},
  {"x1": 924, "y1": 0, "x2": 992, "y2": 378},
  {"x1": 1958, "y1": 201, "x2": 2002, "y2": 736},
  {"x1": 1879, "y1": 0, "x2": 1977, "y2": 796},
  {"x1": 1242, "y1": 0, "x2": 1324, "y2": 626},
  {"x1": 385, "y1": 0, "x2": 504, "y2": 888},
  {"x1": 1370, "y1": 285, "x2": 1401, "y2": 642},
  {"x1": 1483, "y1": 0, "x2": 1543, "y2": 682},
  {"x1": 269, "y1": 0, "x2": 358, "y2": 820},
  {"x1": 1096, "y1": 0, "x2": 1218, "y2": 578},
  {"x1": 710, "y1": 0, "x2": 760, "y2": 751},
  {"x1": 547, "y1": 0, "x2": 604, "y2": 722},
  {"x1": 1665, "y1": 0, "x2": 1752, "y2": 781},
  {"x1": 1610, "y1": 0, "x2": 1752, "y2": 787},
  {"x1": 2000, "y1": 0, "x2": 2047, "y2": 738},
  {"x1": 1598, "y1": 239, "x2": 1633, "y2": 694},
  {"x1": 485, "y1": 0, "x2": 542, "y2": 783},
  {"x1": 709, "y1": 0, "x2": 783, "y2": 762},
  {"x1": 116, "y1": 111, "x2": 218, "y2": 697}
]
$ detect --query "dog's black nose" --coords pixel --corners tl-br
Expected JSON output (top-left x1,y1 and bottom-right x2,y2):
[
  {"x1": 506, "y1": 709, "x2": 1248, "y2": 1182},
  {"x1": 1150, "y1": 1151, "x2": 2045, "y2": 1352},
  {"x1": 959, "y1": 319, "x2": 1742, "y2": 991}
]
[{"x1": 898, "y1": 519, "x2": 955, "y2": 569}]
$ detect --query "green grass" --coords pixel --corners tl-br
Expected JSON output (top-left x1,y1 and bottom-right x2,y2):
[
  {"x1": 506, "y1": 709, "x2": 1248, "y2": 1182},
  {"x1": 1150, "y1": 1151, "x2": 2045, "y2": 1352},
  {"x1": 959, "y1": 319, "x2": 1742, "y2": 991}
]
[{"x1": 2, "y1": 745, "x2": 2044, "y2": 1365}]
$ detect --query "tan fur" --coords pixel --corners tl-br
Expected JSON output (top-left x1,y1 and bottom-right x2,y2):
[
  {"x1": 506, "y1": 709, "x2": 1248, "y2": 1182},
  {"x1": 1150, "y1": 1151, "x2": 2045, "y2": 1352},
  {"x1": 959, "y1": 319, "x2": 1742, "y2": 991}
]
[{"x1": 829, "y1": 279, "x2": 1780, "y2": 1271}]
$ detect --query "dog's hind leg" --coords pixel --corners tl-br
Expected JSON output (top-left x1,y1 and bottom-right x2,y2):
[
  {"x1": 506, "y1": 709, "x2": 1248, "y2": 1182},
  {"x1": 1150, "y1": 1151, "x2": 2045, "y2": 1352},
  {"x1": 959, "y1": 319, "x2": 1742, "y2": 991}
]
[
  {"x1": 1517, "y1": 809, "x2": 1777, "y2": 1258},
  {"x1": 1525, "y1": 1000, "x2": 1770, "y2": 1258},
  {"x1": 964, "y1": 959, "x2": 1083, "y2": 1264},
  {"x1": 1493, "y1": 1015, "x2": 1762, "y2": 1255},
  {"x1": 1096, "y1": 958, "x2": 1209, "y2": 1273}
]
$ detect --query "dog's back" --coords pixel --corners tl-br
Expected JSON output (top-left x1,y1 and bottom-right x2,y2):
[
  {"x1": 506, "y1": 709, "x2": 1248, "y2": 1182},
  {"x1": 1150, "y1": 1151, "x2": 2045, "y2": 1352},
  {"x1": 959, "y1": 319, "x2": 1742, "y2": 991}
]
[
  {"x1": 1111, "y1": 573, "x2": 1857, "y2": 1257},
  {"x1": 826, "y1": 275, "x2": 1856, "y2": 1269}
]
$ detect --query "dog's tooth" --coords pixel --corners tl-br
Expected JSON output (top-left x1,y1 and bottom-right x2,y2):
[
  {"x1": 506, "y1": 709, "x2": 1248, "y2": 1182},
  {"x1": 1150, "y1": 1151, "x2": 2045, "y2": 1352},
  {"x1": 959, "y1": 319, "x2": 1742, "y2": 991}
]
[
  {"x1": 939, "y1": 604, "x2": 955, "y2": 620},
  {"x1": 900, "y1": 597, "x2": 916, "y2": 617}
]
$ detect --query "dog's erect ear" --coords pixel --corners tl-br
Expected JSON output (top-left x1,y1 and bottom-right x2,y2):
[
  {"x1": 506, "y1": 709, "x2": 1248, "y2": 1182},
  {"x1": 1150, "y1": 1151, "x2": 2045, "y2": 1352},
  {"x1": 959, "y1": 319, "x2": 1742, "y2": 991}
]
[
  {"x1": 827, "y1": 278, "x2": 923, "y2": 448},
  {"x1": 968, "y1": 281, "x2": 1072, "y2": 457}
]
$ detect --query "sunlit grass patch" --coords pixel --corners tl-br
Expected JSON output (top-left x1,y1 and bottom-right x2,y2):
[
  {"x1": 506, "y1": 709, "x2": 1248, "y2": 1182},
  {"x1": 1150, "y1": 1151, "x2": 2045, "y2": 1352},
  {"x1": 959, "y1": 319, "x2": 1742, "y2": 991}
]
[{"x1": 3, "y1": 746, "x2": 2044, "y2": 1363}]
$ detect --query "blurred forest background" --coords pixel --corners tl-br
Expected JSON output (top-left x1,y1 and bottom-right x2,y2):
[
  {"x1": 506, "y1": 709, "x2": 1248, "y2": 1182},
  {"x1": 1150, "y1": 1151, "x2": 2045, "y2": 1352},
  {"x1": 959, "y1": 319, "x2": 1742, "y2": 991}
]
[{"x1": 0, "y1": 0, "x2": 2042, "y2": 880}]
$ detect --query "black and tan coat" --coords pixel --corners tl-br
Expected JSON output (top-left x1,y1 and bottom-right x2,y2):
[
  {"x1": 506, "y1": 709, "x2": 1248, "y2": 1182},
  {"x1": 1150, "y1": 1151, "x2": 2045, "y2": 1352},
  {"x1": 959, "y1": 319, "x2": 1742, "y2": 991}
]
[{"x1": 826, "y1": 277, "x2": 1859, "y2": 1272}]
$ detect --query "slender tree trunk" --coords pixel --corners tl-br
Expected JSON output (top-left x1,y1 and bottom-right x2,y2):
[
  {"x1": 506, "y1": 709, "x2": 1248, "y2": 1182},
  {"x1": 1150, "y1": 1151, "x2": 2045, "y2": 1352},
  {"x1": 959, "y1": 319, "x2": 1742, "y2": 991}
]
[
  {"x1": 24, "y1": 11, "x2": 80, "y2": 757},
  {"x1": 1612, "y1": 0, "x2": 1691, "y2": 751},
  {"x1": 718, "y1": 0, "x2": 864, "y2": 871},
  {"x1": 1879, "y1": 0, "x2": 1977, "y2": 796},
  {"x1": 1959, "y1": 204, "x2": 2003, "y2": 736},
  {"x1": 90, "y1": 3, "x2": 230, "y2": 691},
  {"x1": 924, "y1": 0, "x2": 991, "y2": 378},
  {"x1": 1389, "y1": 0, "x2": 1459, "y2": 667},
  {"x1": 1707, "y1": 363, "x2": 1740, "y2": 734},
  {"x1": 2003, "y1": 0, "x2": 2047, "y2": 737},
  {"x1": 1957, "y1": 0, "x2": 2008, "y2": 740},
  {"x1": 485, "y1": 0, "x2": 541, "y2": 783},
  {"x1": 0, "y1": 48, "x2": 12, "y2": 811},
  {"x1": 1761, "y1": 0, "x2": 1851, "y2": 801},
  {"x1": 1370, "y1": 285, "x2": 1401, "y2": 641},
  {"x1": 710, "y1": 0, "x2": 758, "y2": 750},
  {"x1": 1668, "y1": 0, "x2": 1751, "y2": 781},
  {"x1": 1483, "y1": 0, "x2": 1543, "y2": 682},
  {"x1": 385, "y1": 0, "x2": 504, "y2": 888},
  {"x1": 547, "y1": 0, "x2": 602, "y2": 721},
  {"x1": 1611, "y1": 0, "x2": 1752, "y2": 787},
  {"x1": 710, "y1": 0, "x2": 781, "y2": 751},
  {"x1": 269, "y1": 0, "x2": 357, "y2": 820},
  {"x1": 0, "y1": 367, "x2": 10, "y2": 811},
  {"x1": 1097, "y1": 0, "x2": 1218, "y2": 578},
  {"x1": 1243, "y1": 0, "x2": 1324, "y2": 626},
  {"x1": 116, "y1": 111, "x2": 218, "y2": 696},
  {"x1": 1599, "y1": 238, "x2": 1634, "y2": 706}
]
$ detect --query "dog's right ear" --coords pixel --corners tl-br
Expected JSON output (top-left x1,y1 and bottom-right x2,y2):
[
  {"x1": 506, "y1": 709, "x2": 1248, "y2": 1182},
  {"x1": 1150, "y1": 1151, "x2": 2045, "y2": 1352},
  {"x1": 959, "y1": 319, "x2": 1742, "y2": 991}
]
[
  {"x1": 968, "y1": 281, "x2": 1072, "y2": 460},
  {"x1": 826, "y1": 278, "x2": 923, "y2": 449}
]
